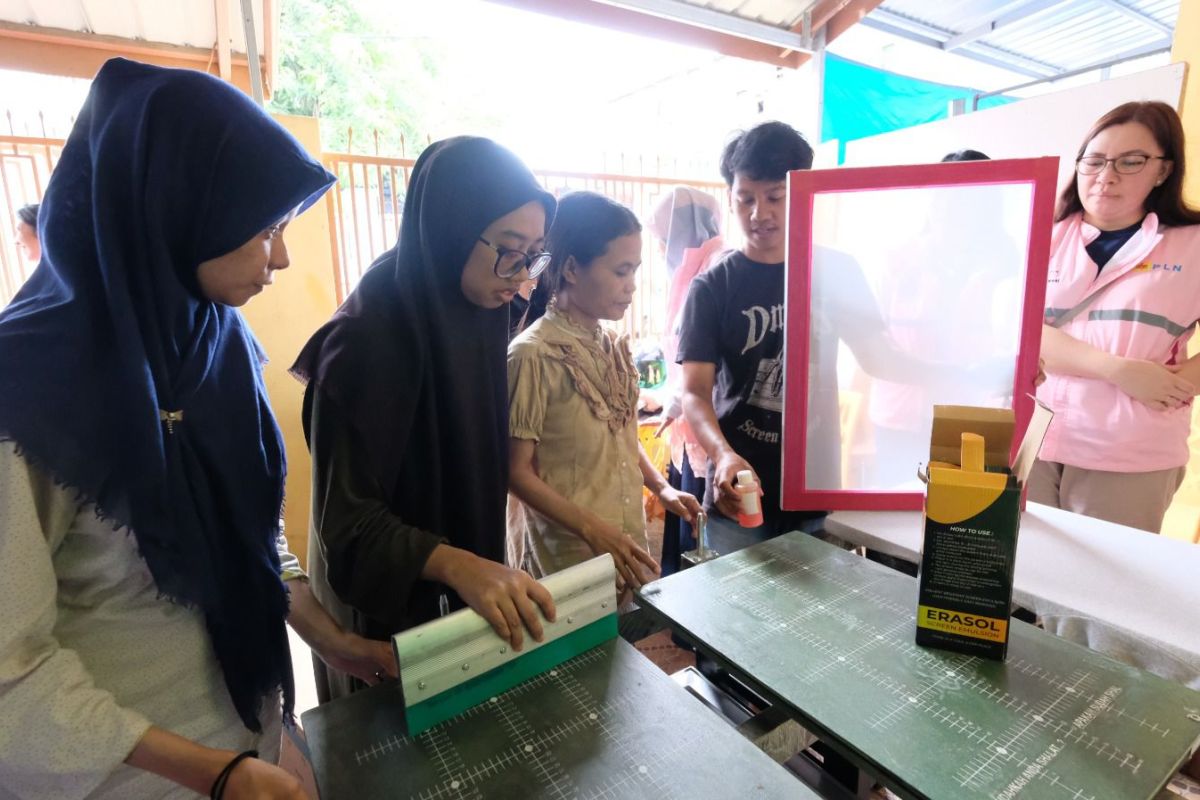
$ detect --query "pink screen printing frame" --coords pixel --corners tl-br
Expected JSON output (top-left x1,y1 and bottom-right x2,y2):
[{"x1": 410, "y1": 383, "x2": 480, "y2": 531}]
[{"x1": 781, "y1": 158, "x2": 1059, "y2": 511}]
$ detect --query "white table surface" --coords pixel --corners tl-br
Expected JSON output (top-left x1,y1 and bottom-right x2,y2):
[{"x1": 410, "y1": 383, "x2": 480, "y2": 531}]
[{"x1": 825, "y1": 502, "x2": 1200, "y2": 689}]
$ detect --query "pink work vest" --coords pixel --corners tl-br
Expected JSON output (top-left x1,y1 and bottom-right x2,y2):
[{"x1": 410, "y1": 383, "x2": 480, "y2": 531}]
[
  {"x1": 664, "y1": 237, "x2": 725, "y2": 473},
  {"x1": 1037, "y1": 212, "x2": 1200, "y2": 472}
]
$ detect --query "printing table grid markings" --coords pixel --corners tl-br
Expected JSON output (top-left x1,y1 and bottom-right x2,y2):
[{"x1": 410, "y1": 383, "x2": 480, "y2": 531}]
[
  {"x1": 559, "y1": 658, "x2": 685, "y2": 799},
  {"x1": 957, "y1": 670, "x2": 1093, "y2": 788},
  {"x1": 413, "y1": 776, "x2": 486, "y2": 800},
  {"x1": 726, "y1": 579, "x2": 895, "y2": 655},
  {"x1": 436, "y1": 652, "x2": 609, "y2": 800},
  {"x1": 410, "y1": 703, "x2": 639, "y2": 800},
  {"x1": 354, "y1": 733, "x2": 410, "y2": 766},
  {"x1": 859, "y1": 633, "x2": 1147, "y2": 772},
  {"x1": 377, "y1": 646, "x2": 635, "y2": 799},
  {"x1": 954, "y1": 743, "x2": 1098, "y2": 800},
  {"x1": 870, "y1": 656, "x2": 968, "y2": 729},
  {"x1": 422, "y1": 726, "x2": 468, "y2": 783},
  {"x1": 766, "y1": 552, "x2": 910, "y2": 615},
  {"x1": 800, "y1": 617, "x2": 914, "y2": 682},
  {"x1": 577, "y1": 726, "x2": 684, "y2": 800},
  {"x1": 584, "y1": 689, "x2": 678, "y2": 797},
  {"x1": 659, "y1": 539, "x2": 1200, "y2": 800},
  {"x1": 490, "y1": 679, "x2": 575, "y2": 799},
  {"x1": 1112, "y1": 706, "x2": 1173, "y2": 738}
]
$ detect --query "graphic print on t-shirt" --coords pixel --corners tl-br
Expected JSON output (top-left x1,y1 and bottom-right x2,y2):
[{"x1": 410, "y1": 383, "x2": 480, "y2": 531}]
[
  {"x1": 747, "y1": 354, "x2": 784, "y2": 413},
  {"x1": 742, "y1": 302, "x2": 786, "y2": 413}
]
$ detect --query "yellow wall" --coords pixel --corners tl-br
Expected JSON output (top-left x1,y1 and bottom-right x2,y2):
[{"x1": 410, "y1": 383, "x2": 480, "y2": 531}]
[
  {"x1": 1163, "y1": 5, "x2": 1200, "y2": 543},
  {"x1": 1174, "y1": 1, "x2": 1200, "y2": 208},
  {"x1": 240, "y1": 114, "x2": 339, "y2": 568}
]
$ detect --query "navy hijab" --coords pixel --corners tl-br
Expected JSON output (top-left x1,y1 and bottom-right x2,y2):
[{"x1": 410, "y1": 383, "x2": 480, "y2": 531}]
[
  {"x1": 0, "y1": 59, "x2": 336, "y2": 731},
  {"x1": 293, "y1": 137, "x2": 554, "y2": 623}
]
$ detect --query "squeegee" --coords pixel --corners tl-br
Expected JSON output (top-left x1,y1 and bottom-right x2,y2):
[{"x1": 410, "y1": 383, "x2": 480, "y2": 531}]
[{"x1": 392, "y1": 553, "x2": 618, "y2": 735}]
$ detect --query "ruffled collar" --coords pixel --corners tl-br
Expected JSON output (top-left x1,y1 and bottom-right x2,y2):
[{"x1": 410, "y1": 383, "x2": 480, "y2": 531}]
[{"x1": 538, "y1": 304, "x2": 638, "y2": 433}]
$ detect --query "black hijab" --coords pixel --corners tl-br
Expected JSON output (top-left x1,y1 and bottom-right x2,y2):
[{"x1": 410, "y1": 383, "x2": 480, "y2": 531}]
[{"x1": 292, "y1": 137, "x2": 554, "y2": 617}]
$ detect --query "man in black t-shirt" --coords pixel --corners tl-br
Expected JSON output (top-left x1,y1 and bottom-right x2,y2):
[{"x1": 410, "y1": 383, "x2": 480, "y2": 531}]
[
  {"x1": 678, "y1": 122, "x2": 907, "y2": 555},
  {"x1": 679, "y1": 126, "x2": 1016, "y2": 559},
  {"x1": 677, "y1": 122, "x2": 826, "y2": 554}
]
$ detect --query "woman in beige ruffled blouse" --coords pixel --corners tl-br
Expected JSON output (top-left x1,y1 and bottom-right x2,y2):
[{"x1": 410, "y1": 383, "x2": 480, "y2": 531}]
[{"x1": 507, "y1": 192, "x2": 702, "y2": 595}]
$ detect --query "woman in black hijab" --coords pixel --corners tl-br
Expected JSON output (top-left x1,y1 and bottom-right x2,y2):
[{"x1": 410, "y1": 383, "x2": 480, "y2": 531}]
[{"x1": 293, "y1": 137, "x2": 559, "y2": 701}]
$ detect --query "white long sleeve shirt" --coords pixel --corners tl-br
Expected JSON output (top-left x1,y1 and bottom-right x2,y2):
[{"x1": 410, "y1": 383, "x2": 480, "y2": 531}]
[{"x1": 0, "y1": 442, "x2": 284, "y2": 799}]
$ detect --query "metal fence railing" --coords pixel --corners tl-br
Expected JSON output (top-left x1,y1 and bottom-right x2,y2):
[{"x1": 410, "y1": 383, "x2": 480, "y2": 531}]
[
  {"x1": 323, "y1": 143, "x2": 729, "y2": 341},
  {"x1": 2, "y1": 130, "x2": 731, "y2": 343},
  {"x1": 0, "y1": 135, "x2": 64, "y2": 305}
]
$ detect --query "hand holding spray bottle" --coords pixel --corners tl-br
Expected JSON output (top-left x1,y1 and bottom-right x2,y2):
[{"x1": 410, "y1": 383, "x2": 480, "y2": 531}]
[{"x1": 735, "y1": 469, "x2": 763, "y2": 528}]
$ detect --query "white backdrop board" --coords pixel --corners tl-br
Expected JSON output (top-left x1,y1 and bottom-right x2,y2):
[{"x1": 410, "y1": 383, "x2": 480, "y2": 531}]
[{"x1": 842, "y1": 63, "x2": 1186, "y2": 191}]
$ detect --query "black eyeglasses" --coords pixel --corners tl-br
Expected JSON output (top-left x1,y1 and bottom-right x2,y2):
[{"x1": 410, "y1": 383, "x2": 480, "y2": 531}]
[
  {"x1": 1076, "y1": 154, "x2": 1169, "y2": 176},
  {"x1": 478, "y1": 237, "x2": 552, "y2": 279}
]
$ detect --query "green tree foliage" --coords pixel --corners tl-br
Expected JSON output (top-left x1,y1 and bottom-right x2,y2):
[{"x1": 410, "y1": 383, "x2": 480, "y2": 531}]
[{"x1": 270, "y1": 0, "x2": 445, "y2": 155}]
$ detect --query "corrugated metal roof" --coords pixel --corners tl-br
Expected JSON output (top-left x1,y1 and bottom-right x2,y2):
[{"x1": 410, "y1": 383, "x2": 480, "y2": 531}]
[
  {"x1": 869, "y1": 0, "x2": 1177, "y2": 78},
  {"x1": 0, "y1": 0, "x2": 268, "y2": 54},
  {"x1": 692, "y1": 0, "x2": 817, "y2": 28},
  {"x1": 2, "y1": 0, "x2": 1174, "y2": 84},
  {"x1": 515, "y1": 0, "x2": 1176, "y2": 79}
]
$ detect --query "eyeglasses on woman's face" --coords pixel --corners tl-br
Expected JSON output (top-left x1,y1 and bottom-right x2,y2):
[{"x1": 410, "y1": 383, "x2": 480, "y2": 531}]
[
  {"x1": 1075, "y1": 154, "x2": 1168, "y2": 176},
  {"x1": 477, "y1": 236, "x2": 552, "y2": 279}
]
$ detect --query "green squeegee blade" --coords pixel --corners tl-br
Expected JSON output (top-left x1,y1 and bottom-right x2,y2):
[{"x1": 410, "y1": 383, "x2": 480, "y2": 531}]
[{"x1": 404, "y1": 614, "x2": 617, "y2": 736}]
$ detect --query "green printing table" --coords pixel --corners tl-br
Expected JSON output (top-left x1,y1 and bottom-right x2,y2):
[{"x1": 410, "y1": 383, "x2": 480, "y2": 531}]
[
  {"x1": 636, "y1": 532, "x2": 1200, "y2": 800},
  {"x1": 300, "y1": 637, "x2": 814, "y2": 799}
]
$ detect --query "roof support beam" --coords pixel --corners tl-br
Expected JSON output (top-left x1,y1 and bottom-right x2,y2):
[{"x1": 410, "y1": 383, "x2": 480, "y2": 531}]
[
  {"x1": 262, "y1": 0, "x2": 275, "y2": 94},
  {"x1": 868, "y1": 8, "x2": 1062, "y2": 76},
  {"x1": 238, "y1": 0, "x2": 264, "y2": 104},
  {"x1": 972, "y1": 36, "x2": 1173, "y2": 106},
  {"x1": 484, "y1": 0, "x2": 810, "y2": 67},
  {"x1": 0, "y1": 20, "x2": 262, "y2": 95},
  {"x1": 587, "y1": 0, "x2": 813, "y2": 52},
  {"x1": 487, "y1": 0, "x2": 884, "y2": 68},
  {"x1": 810, "y1": 0, "x2": 856, "y2": 31},
  {"x1": 857, "y1": 17, "x2": 1051, "y2": 79},
  {"x1": 74, "y1": 0, "x2": 95, "y2": 34},
  {"x1": 943, "y1": 0, "x2": 1069, "y2": 50},
  {"x1": 214, "y1": 0, "x2": 232, "y2": 81},
  {"x1": 1091, "y1": 0, "x2": 1172, "y2": 36},
  {"x1": 791, "y1": 0, "x2": 886, "y2": 67}
]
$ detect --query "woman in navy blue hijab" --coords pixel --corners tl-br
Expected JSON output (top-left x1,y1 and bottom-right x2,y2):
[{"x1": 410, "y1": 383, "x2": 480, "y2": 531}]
[{"x1": 0, "y1": 59, "x2": 392, "y2": 798}]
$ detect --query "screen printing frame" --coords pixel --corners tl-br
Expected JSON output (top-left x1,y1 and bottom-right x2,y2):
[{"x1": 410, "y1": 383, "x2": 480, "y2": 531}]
[{"x1": 781, "y1": 157, "x2": 1059, "y2": 511}]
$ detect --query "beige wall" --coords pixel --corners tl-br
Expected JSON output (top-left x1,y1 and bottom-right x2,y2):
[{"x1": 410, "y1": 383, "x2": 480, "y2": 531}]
[
  {"x1": 1162, "y1": 5, "x2": 1200, "y2": 543},
  {"x1": 240, "y1": 114, "x2": 339, "y2": 568}
]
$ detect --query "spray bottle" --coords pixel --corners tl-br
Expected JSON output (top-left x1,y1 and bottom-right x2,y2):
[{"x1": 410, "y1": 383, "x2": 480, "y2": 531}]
[{"x1": 735, "y1": 469, "x2": 763, "y2": 527}]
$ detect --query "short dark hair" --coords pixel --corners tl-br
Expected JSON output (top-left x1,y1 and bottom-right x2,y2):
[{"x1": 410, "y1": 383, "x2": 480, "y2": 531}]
[
  {"x1": 1056, "y1": 101, "x2": 1200, "y2": 227},
  {"x1": 719, "y1": 121, "x2": 813, "y2": 187},
  {"x1": 941, "y1": 149, "x2": 990, "y2": 162},
  {"x1": 16, "y1": 203, "x2": 38, "y2": 228}
]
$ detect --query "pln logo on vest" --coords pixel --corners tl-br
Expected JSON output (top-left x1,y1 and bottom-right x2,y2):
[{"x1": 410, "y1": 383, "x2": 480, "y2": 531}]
[{"x1": 1132, "y1": 261, "x2": 1184, "y2": 273}]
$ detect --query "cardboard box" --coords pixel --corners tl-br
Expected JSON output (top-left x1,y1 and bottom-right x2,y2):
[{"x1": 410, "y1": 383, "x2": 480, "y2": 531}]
[{"x1": 915, "y1": 401, "x2": 1053, "y2": 660}]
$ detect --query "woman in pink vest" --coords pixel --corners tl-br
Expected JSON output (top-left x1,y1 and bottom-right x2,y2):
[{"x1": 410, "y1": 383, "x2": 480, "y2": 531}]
[{"x1": 1033, "y1": 101, "x2": 1200, "y2": 533}]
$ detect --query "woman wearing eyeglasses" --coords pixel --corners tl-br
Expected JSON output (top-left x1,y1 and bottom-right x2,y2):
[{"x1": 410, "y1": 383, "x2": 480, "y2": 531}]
[
  {"x1": 292, "y1": 137, "x2": 559, "y2": 702},
  {"x1": 506, "y1": 192, "x2": 701, "y2": 596},
  {"x1": 1032, "y1": 101, "x2": 1200, "y2": 533}
]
